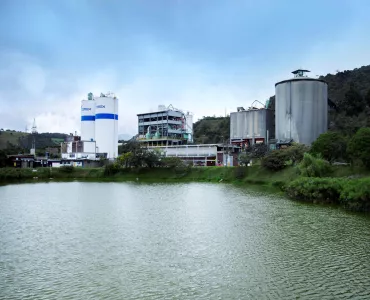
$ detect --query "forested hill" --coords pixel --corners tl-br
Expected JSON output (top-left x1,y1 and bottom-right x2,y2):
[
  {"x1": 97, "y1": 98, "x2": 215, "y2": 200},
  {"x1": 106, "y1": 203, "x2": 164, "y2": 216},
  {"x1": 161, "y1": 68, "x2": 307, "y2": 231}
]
[
  {"x1": 320, "y1": 65, "x2": 370, "y2": 105},
  {"x1": 0, "y1": 130, "x2": 67, "y2": 152},
  {"x1": 193, "y1": 65, "x2": 370, "y2": 143},
  {"x1": 193, "y1": 116, "x2": 230, "y2": 144}
]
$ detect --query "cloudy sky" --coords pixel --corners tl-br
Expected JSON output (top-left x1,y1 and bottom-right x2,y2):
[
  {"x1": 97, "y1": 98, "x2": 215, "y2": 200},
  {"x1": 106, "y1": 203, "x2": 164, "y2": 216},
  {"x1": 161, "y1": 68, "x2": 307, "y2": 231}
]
[{"x1": 1, "y1": 0, "x2": 369, "y2": 136}]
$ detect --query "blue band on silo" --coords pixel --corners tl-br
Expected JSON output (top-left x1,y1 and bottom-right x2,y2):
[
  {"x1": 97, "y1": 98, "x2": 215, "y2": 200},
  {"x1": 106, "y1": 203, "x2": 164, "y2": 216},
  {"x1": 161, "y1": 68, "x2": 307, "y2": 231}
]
[
  {"x1": 95, "y1": 113, "x2": 119, "y2": 120},
  {"x1": 81, "y1": 116, "x2": 95, "y2": 121}
]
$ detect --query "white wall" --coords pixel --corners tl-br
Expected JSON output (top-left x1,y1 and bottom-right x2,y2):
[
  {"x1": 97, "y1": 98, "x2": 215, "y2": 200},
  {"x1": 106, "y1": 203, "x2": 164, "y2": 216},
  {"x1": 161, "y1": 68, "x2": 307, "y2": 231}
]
[
  {"x1": 95, "y1": 96, "x2": 118, "y2": 159},
  {"x1": 150, "y1": 145, "x2": 217, "y2": 157},
  {"x1": 81, "y1": 99, "x2": 95, "y2": 141}
]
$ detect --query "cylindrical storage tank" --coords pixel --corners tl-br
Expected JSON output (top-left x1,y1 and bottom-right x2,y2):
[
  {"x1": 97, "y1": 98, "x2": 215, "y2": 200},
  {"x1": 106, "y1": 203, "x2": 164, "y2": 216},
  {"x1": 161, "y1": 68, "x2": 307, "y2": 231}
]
[
  {"x1": 275, "y1": 74, "x2": 328, "y2": 145},
  {"x1": 95, "y1": 96, "x2": 118, "y2": 159},
  {"x1": 114, "y1": 96, "x2": 119, "y2": 155},
  {"x1": 185, "y1": 113, "x2": 193, "y2": 142},
  {"x1": 81, "y1": 99, "x2": 95, "y2": 142}
]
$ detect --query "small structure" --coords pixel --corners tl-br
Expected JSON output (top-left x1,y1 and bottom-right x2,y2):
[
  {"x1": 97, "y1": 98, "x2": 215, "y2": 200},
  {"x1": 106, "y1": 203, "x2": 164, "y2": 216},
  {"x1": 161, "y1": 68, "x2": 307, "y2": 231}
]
[{"x1": 7, "y1": 155, "x2": 35, "y2": 168}]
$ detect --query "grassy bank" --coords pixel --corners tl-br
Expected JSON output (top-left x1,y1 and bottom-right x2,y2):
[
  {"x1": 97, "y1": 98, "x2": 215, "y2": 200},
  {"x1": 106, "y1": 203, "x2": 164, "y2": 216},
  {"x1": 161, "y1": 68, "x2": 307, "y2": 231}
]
[
  {"x1": 0, "y1": 165, "x2": 296, "y2": 185},
  {"x1": 1, "y1": 165, "x2": 369, "y2": 212}
]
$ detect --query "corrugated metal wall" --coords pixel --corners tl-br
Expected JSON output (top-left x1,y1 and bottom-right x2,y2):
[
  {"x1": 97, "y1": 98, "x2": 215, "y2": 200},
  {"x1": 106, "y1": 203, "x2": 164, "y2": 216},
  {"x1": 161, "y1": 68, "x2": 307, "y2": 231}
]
[
  {"x1": 230, "y1": 109, "x2": 272, "y2": 140},
  {"x1": 275, "y1": 79, "x2": 328, "y2": 145}
]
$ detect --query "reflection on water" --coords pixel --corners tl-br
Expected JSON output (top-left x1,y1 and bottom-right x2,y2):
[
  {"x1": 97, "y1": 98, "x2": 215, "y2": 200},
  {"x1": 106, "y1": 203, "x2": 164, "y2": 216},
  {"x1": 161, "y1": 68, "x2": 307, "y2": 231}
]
[{"x1": 0, "y1": 182, "x2": 369, "y2": 299}]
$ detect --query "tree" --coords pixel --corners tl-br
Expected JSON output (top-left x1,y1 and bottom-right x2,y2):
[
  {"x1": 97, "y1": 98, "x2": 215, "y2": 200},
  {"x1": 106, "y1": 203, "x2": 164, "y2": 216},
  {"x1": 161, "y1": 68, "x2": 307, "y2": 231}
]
[
  {"x1": 332, "y1": 112, "x2": 369, "y2": 136},
  {"x1": 238, "y1": 153, "x2": 251, "y2": 166},
  {"x1": 261, "y1": 150, "x2": 290, "y2": 171},
  {"x1": 347, "y1": 127, "x2": 370, "y2": 168},
  {"x1": 118, "y1": 141, "x2": 141, "y2": 155},
  {"x1": 365, "y1": 89, "x2": 370, "y2": 108},
  {"x1": 266, "y1": 96, "x2": 275, "y2": 110},
  {"x1": 284, "y1": 143, "x2": 310, "y2": 165},
  {"x1": 338, "y1": 84, "x2": 364, "y2": 116},
  {"x1": 245, "y1": 143, "x2": 268, "y2": 159},
  {"x1": 310, "y1": 132, "x2": 347, "y2": 163},
  {"x1": 117, "y1": 152, "x2": 133, "y2": 168},
  {"x1": 0, "y1": 150, "x2": 9, "y2": 168},
  {"x1": 142, "y1": 150, "x2": 161, "y2": 168}
]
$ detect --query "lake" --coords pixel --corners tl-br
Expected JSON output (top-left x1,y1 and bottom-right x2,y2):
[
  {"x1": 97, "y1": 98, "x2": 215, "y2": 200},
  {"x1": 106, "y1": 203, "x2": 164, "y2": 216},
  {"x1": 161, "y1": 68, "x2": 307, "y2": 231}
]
[{"x1": 1, "y1": 182, "x2": 369, "y2": 299}]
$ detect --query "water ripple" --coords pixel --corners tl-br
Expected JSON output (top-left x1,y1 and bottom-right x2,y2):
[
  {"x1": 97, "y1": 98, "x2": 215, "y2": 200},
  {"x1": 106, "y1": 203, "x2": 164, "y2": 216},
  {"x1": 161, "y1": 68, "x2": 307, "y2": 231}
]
[{"x1": 0, "y1": 182, "x2": 369, "y2": 299}]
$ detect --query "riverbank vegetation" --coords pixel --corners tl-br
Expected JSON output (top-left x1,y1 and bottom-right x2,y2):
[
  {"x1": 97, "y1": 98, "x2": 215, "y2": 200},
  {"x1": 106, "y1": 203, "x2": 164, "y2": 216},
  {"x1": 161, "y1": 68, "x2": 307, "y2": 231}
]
[{"x1": 1, "y1": 131, "x2": 370, "y2": 212}]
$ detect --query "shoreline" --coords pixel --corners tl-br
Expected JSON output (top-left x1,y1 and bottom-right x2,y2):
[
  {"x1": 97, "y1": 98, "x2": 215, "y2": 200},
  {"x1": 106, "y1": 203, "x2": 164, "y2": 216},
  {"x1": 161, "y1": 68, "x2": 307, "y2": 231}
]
[{"x1": 0, "y1": 166, "x2": 369, "y2": 213}]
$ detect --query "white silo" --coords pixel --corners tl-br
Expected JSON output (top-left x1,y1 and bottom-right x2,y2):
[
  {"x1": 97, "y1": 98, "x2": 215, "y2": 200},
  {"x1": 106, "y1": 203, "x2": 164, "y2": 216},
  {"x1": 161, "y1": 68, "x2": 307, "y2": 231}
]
[
  {"x1": 81, "y1": 97, "x2": 95, "y2": 142},
  {"x1": 114, "y1": 95, "x2": 119, "y2": 152},
  {"x1": 185, "y1": 112, "x2": 193, "y2": 143},
  {"x1": 275, "y1": 69, "x2": 328, "y2": 145},
  {"x1": 95, "y1": 93, "x2": 119, "y2": 159}
]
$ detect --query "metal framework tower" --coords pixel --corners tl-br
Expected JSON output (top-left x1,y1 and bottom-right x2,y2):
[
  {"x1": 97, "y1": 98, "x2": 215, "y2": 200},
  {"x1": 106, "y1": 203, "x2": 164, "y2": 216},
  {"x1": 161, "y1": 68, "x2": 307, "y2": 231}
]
[{"x1": 30, "y1": 118, "x2": 37, "y2": 155}]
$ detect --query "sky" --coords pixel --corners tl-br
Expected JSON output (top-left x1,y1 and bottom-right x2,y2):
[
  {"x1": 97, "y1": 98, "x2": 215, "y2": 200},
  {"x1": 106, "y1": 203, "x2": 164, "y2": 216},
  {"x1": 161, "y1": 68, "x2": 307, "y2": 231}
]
[{"x1": 0, "y1": 0, "x2": 370, "y2": 136}]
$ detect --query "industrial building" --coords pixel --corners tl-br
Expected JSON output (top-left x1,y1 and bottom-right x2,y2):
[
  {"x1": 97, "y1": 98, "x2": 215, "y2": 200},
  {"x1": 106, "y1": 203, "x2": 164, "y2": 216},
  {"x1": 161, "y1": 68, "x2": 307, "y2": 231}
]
[
  {"x1": 61, "y1": 92, "x2": 119, "y2": 160},
  {"x1": 136, "y1": 105, "x2": 193, "y2": 147},
  {"x1": 230, "y1": 102, "x2": 275, "y2": 148},
  {"x1": 147, "y1": 144, "x2": 240, "y2": 166},
  {"x1": 275, "y1": 69, "x2": 328, "y2": 145}
]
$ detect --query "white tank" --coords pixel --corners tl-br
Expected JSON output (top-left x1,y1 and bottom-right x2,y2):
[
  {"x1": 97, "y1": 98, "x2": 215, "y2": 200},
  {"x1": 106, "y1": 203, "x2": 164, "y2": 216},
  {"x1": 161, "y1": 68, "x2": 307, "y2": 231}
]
[
  {"x1": 81, "y1": 99, "x2": 95, "y2": 142},
  {"x1": 114, "y1": 96, "x2": 119, "y2": 155},
  {"x1": 95, "y1": 96, "x2": 118, "y2": 159},
  {"x1": 185, "y1": 113, "x2": 193, "y2": 143}
]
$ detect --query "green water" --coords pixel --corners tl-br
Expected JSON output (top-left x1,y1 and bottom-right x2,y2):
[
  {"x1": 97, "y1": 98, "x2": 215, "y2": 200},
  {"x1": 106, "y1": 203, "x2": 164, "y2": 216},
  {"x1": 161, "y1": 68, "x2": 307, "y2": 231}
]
[{"x1": 0, "y1": 182, "x2": 369, "y2": 299}]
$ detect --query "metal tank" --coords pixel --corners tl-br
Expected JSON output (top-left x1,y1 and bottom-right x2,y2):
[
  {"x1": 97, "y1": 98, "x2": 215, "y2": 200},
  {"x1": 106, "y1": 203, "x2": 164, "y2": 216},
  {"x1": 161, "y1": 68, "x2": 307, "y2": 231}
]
[
  {"x1": 81, "y1": 97, "x2": 95, "y2": 148},
  {"x1": 94, "y1": 93, "x2": 119, "y2": 159},
  {"x1": 230, "y1": 108, "x2": 273, "y2": 144},
  {"x1": 275, "y1": 69, "x2": 328, "y2": 145}
]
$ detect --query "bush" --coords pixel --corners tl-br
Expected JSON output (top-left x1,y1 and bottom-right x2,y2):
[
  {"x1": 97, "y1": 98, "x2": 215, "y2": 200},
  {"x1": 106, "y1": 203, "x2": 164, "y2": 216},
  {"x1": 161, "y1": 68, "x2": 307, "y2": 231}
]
[
  {"x1": 284, "y1": 143, "x2": 310, "y2": 165},
  {"x1": 311, "y1": 131, "x2": 347, "y2": 163},
  {"x1": 347, "y1": 127, "x2": 370, "y2": 168},
  {"x1": 261, "y1": 150, "x2": 289, "y2": 171},
  {"x1": 59, "y1": 166, "x2": 74, "y2": 173},
  {"x1": 103, "y1": 163, "x2": 119, "y2": 176},
  {"x1": 233, "y1": 166, "x2": 247, "y2": 180},
  {"x1": 285, "y1": 176, "x2": 370, "y2": 211},
  {"x1": 160, "y1": 157, "x2": 185, "y2": 169},
  {"x1": 340, "y1": 177, "x2": 370, "y2": 211},
  {"x1": 285, "y1": 177, "x2": 344, "y2": 204},
  {"x1": 297, "y1": 153, "x2": 332, "y2": 177}
]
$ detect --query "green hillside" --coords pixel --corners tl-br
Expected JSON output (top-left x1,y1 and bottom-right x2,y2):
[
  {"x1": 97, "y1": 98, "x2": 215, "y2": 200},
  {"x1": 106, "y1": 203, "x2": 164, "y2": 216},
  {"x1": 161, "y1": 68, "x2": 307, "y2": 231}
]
[
  {"x1": 193, "y1": 116, "x2": 230, "y2": 144},
  {"x1": 0, "y1": 130, "x2": 29, "y2": 150},
  {"x1": 193, "y1": 65, "x2": 370, "y2": 143},
  {"x1": 0, "y1": 130, "x2": 68, "y2": 152}
]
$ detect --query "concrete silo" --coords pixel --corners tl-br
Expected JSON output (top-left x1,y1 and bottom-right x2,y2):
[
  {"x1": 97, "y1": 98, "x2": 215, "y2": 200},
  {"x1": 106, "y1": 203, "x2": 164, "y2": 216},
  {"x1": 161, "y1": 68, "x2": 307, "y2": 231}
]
[
  {"x1": 95, "y1": 93, "x2": 118, "y2": 159},
  {"x1": 81, "y1": 94, "x2": 95, "y2": 153},
  {"x1": 275, "y1": 69, "x2": 328, "y2": 145}
]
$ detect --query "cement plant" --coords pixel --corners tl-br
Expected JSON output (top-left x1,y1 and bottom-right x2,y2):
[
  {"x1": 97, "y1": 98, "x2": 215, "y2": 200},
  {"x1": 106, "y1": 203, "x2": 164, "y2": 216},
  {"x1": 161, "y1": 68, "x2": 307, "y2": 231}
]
[{"x1": 6, "y1": 68, "x2": 332, "y2": 168}]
